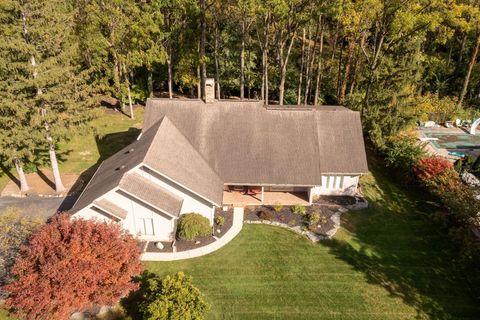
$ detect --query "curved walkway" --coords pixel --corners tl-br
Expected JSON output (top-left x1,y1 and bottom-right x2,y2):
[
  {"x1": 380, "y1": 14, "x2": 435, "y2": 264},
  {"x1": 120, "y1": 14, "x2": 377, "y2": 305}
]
[{"x1": 141, "y1": 207, "x2": 244, "y2": 261}]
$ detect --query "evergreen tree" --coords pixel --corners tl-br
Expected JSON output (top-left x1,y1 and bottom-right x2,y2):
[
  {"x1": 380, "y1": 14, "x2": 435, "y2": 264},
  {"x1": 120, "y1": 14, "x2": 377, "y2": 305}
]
[
  {"x1": 2, "y1": 0, "x2": 94, "y2": 192},
  {"x1": 0, "y1": 0, "x2": 35, "y2": 192}
]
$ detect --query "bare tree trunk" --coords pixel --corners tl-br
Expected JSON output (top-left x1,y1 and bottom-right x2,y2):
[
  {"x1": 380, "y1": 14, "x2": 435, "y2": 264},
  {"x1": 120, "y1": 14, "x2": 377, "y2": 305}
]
[
  {"x1": 147, "y1": 70, "x2": 153, "y2": 98},
  {"x1": 48, "y1": 140, "x2": 65, "y2": 192},
  {"x1": 297, "y1": 28, "x2": 306, "y2": 105},
  {"x1": 339, "y1": 40, "x2": 354, "y2": 104},
  {"x1": 121, "y1": 63, "x2": 134, "y2": 119},
  {"x1": 214, "y1": 24, "x2": 221, "y2": 99},
  {"x1": 167, "y1": 53, "x2": 173, "y2": 99},
  {"x1": 200, "y1": 0, "x2": 206, "y2": 100},
  {"x1": 14, "y1": 159, "x2": 29, "y2": 192},
  {"x1": 458, "y1": 33, "x2": 480, "y2": 109},
  {"x1": 314, "y1": 15, "x2": 324, "y2": 106},
  {"x1": 197, "y1": 63, "x2": 201, "y2": 99},
  {"x1": 348, "y1": 54, "x2": 359, "y2": 98},
  {"x1": 264, "y1": 12, "x2": 270, "y2": 104},
  {"x1": 459, "y1": 33, "x2": 467, "y2": 64},
  {"x1": 127, "y1": 85, "x2": 134, "y2": 119},
  {"x1": 240, "y1": 18, "x2": 246, "y2": 99},
  {"x1": 279, "y1": 31, "x2": 296, "y2": 106},
  {"x1": 305, "y1": 20, "x2": 320, "y2": 105}
]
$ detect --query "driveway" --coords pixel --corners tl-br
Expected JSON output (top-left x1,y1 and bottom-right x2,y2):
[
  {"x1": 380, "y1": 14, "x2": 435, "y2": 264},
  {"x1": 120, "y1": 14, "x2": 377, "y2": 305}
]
[{"x1": 0, "y1": 195, "x2": 77, "y2": 220}]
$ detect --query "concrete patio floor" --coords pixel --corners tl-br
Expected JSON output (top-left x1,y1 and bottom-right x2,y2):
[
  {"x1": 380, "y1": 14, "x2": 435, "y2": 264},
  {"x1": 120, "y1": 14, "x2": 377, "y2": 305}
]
[{"x1": 223, "y1": 190, "x2": 309, "y2": 206}]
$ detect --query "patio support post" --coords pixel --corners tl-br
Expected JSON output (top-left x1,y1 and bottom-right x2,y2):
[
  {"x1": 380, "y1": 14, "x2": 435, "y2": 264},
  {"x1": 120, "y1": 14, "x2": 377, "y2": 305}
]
[{"x1": 261, "y1": 187, "x2": 264, "y2": 203}]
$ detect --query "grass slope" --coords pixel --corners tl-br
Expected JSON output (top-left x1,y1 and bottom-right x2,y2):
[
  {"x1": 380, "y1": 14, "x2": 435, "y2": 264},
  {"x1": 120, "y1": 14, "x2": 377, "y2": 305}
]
[
  {"x1": 146, "y1": 160, "x2": 480, "y2": 320},
  {"x1": 0, "y1": 108, "x2": 143, "y2": 192}
]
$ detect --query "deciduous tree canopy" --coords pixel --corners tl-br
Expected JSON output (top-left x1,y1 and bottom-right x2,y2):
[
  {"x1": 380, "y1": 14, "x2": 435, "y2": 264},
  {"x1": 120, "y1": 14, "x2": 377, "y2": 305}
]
[{"x1": 3, "y1": 214, "x2": 143, "y2": 320}]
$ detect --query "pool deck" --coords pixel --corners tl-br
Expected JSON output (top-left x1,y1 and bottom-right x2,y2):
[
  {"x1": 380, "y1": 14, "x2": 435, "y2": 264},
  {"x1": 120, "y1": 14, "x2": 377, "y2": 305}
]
[{"x1": 417, "y1": 127, "x2": 480, "y2": 160}]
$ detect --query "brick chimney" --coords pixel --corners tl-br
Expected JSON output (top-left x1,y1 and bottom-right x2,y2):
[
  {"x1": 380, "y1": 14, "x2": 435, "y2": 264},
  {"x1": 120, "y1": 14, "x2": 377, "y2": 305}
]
[{"x1": 205, "y1": 78, "x2": 215, "y2": 103}]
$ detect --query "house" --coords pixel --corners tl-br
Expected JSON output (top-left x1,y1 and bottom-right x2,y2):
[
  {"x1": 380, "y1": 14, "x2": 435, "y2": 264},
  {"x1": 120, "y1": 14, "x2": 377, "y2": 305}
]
[{"x1": 71, "y1": 87, "x2": 368, "y2": 242}]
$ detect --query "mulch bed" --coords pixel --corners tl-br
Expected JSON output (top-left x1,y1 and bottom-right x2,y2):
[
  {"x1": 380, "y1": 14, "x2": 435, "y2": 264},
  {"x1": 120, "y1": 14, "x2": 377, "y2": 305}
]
[
  {"x1": 145, "y1": 207, "x2": 235, "y2": 253},
  {"x1": 244, "y1": 204, "x2": 338, "y2": 237},
  {"x1": 145, "y1": 241, "x2": 174, "y2": 253},
  {"x1": 314, "y1": 195, "x2": 356, "y2": 206},
  {"x1": 214, "y1": 207, "x2": 234, "y2": 238},
  {"x1": 175, "y1": 234, "x2": 217, "y2": 252}
]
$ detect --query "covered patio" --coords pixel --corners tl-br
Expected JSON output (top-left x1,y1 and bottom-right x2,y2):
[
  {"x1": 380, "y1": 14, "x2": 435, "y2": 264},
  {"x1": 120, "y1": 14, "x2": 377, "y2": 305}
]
[{"x1": 223, "y1": 186, "x2": 310, "y2": 206}]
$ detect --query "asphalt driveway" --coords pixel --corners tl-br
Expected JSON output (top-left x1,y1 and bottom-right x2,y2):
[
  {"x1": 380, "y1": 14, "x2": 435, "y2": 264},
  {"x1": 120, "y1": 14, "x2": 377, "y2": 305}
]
[{"x1": 0, "y1": 195, "x2": 77, "y2": 220}]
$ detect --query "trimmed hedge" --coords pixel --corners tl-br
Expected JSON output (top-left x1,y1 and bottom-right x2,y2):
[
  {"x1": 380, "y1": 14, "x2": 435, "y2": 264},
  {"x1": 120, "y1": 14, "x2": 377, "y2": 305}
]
[{"x1": 177, "y1": 213, "x2": 211, "y2": 241}]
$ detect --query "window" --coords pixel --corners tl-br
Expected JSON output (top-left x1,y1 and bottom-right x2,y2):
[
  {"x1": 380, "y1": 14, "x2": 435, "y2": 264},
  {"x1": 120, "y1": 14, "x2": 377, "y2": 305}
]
[
  {"x1": 325, "y1": 176, "x2": 344, "y2": 189},
  {"x1": 136, "y1": 218, "x2": 154, "y2": 236}
]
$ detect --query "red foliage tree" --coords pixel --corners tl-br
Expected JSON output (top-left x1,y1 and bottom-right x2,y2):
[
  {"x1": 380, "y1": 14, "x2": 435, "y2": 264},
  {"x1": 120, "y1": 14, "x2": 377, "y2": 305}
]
[
  {"x1": 2, "y1": 213, "x2": 143, "y2": 320},
  {"x1": 413, "y1": 156, "x2": 454, "y2": 182}
]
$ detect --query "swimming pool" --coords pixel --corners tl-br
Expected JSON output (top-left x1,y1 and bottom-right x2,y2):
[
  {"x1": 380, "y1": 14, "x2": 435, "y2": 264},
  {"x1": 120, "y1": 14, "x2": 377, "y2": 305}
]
[{"x1": 422, "y1": 131, "x2": 480, "y2": 157}]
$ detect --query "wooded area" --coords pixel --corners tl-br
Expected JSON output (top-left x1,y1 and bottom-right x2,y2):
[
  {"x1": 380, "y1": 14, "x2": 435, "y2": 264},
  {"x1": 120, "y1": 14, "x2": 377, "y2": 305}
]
[{"x1": 1, "y1": 0, "x2": 480, "y2": 193}]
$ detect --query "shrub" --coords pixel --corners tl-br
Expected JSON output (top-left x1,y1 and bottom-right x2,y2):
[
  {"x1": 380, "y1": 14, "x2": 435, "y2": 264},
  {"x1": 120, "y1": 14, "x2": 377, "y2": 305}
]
[
  {"x1": 215, "y1": 215, "x2": 225, "y2": 227},
  {"x1": 471, "y1": 155, "x2": 480, "y2": 176},
  {"x1": 384, "y1": 136, "x2": 426, "y2": 174},
  {"x1": 272, "y1": 202, "x2": 283, "y2": 213},
  {"x1": 138, "y1": 272, "x2": 210, "y2": 320},
  {"x1": 177, "y1": 213, "x2": 211, "y2": 241},
  {"x1": 309, "y1": 211, "x2": 321, "y2": 225},
  {"x1": 258, "y1": 210, "x2": 273, "y2": 221},
  {"x1": 291, "y1": 204, "x2": 306, "y2": 216},
  {"x1": 413, "y1": 156, "x2": 454, "y2": 183},
  {"x1": 0, "y1": 208, "x2": 41, "y2": 291},
  {"x1": 2, "y1": 213, "x2": 143, "y2": 320}
]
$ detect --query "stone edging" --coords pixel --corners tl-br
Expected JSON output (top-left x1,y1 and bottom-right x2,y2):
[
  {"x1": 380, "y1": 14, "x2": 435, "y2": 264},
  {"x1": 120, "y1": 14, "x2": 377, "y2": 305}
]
[
  {"x1": 140, "y1": 208, "x2": 244, "y2": 261},
  {"x1": 244, "y1": 197, "x2": 368, "y2": 242}
]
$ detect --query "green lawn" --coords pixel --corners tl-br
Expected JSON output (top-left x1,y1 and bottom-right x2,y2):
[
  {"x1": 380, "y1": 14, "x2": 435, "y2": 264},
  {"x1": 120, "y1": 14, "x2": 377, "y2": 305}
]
[
  {"x1": 146, "y1": 160, "x2": 480, "y2": 320},
  {"x1": 0, "y1": 107, "x2": 144, "y2": 192}
]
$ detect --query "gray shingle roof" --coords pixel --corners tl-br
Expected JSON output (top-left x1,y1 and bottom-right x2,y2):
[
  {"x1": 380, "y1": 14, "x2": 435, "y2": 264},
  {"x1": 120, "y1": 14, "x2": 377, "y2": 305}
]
[
  {"x1": 93, "y1": 199, "x2": 128, "y2": 219},
  {"x1": 143, "y1": 99, "x2": 368, "y2": 185},
  {"x1": 119, "y1": 173, "x2": 183, "y2": 217},
  {"x1": 72, "y1": 99, "x2": 368, "y2": 215},
  {"x1": 71, "y1": 116, "x2": 224, "y2": 214}
]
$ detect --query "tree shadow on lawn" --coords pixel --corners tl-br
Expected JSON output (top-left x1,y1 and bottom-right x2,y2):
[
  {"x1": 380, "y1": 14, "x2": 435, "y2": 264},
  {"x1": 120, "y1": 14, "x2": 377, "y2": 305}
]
[
  {"x1": 323, "y1": 161, "x2": 480, "y2": 319},
  {"x1": 57, "y1": 127, "x2": 141, "y2": 212}
]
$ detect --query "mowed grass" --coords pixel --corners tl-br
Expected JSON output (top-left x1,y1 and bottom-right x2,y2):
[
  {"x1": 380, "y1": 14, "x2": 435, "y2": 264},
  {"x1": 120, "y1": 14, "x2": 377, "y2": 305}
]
[
  {"x1": 146, "y1": 159, "x2": 480, "y2": 320},
  {"x1": 0, "y1": 107, "x2": 143, "y2": 191}
]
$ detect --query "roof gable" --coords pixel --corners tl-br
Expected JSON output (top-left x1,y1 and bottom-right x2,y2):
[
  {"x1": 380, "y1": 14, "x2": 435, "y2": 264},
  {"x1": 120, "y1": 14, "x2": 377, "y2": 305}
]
[{"x1": 144, "y1": 117, "x2": 224, "y2": 205}]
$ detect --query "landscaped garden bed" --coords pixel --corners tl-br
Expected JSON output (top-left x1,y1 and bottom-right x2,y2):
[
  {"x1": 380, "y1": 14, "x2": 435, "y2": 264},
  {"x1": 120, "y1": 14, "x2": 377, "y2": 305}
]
[
  {"x1": 214, "y1": 207, "x2": 233, "y2": 238},
  {"x1": 143, "y1": 207, "x2": 234, "y2": 253},
  {"x1": 244, "y1": 203, "x2": 338, "y2": 237}
]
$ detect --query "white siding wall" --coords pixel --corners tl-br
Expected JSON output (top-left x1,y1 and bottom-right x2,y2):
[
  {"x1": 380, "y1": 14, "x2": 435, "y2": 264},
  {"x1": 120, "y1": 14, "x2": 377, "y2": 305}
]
[
  {"x1": 137, "y1": 166, "x2": 215, "y2": 223},
  {"x1": 74, "y1": 189, "x2": 175, "y2": 242},
  {"x1": 310, "y1": 175, "x2": 360, "y2": 197}
]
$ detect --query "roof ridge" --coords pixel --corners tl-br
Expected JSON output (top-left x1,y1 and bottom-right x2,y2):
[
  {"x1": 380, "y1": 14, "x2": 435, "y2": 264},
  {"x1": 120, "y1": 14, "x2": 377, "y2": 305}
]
[{"x1": 145, "y1": 116, "x2": 224, "y2": 182}]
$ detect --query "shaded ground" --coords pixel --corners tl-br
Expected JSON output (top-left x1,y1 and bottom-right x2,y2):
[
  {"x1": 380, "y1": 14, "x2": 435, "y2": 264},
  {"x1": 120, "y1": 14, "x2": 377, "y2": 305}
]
[
  {"x1": 146, "y1": 159, "x2": 480, "y2": 320},
  {"x1": 1, "y1": 169, "x2": 80, "y2": 197},
  {"x1": 0, "y1": 107, "x2": 144, "y2": 196},
  {"x1": 0, "y1": 196, "x2": 76, "y2": 220}
]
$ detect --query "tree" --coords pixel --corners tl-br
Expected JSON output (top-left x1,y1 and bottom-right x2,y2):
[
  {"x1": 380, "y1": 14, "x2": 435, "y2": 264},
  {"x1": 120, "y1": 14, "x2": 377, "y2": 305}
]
[
  {"x1": 0, "y1": 207, "x2": 41, "y2": 293},
  {"x1": 18, "y1": 0, "x2": 96, "y2": 192},
  {"x1": 138, "y1": 272, "x2": 210, "y2": 320},
  {"x1": 271, "y1": 0, "x2": 309, "y2": 105},
  {"x1": 3, "y1": 213, "x2": 143, "y2": 320},
  {"x1": 0, "y1": 0, "x2": 37, "y2": 192}
]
